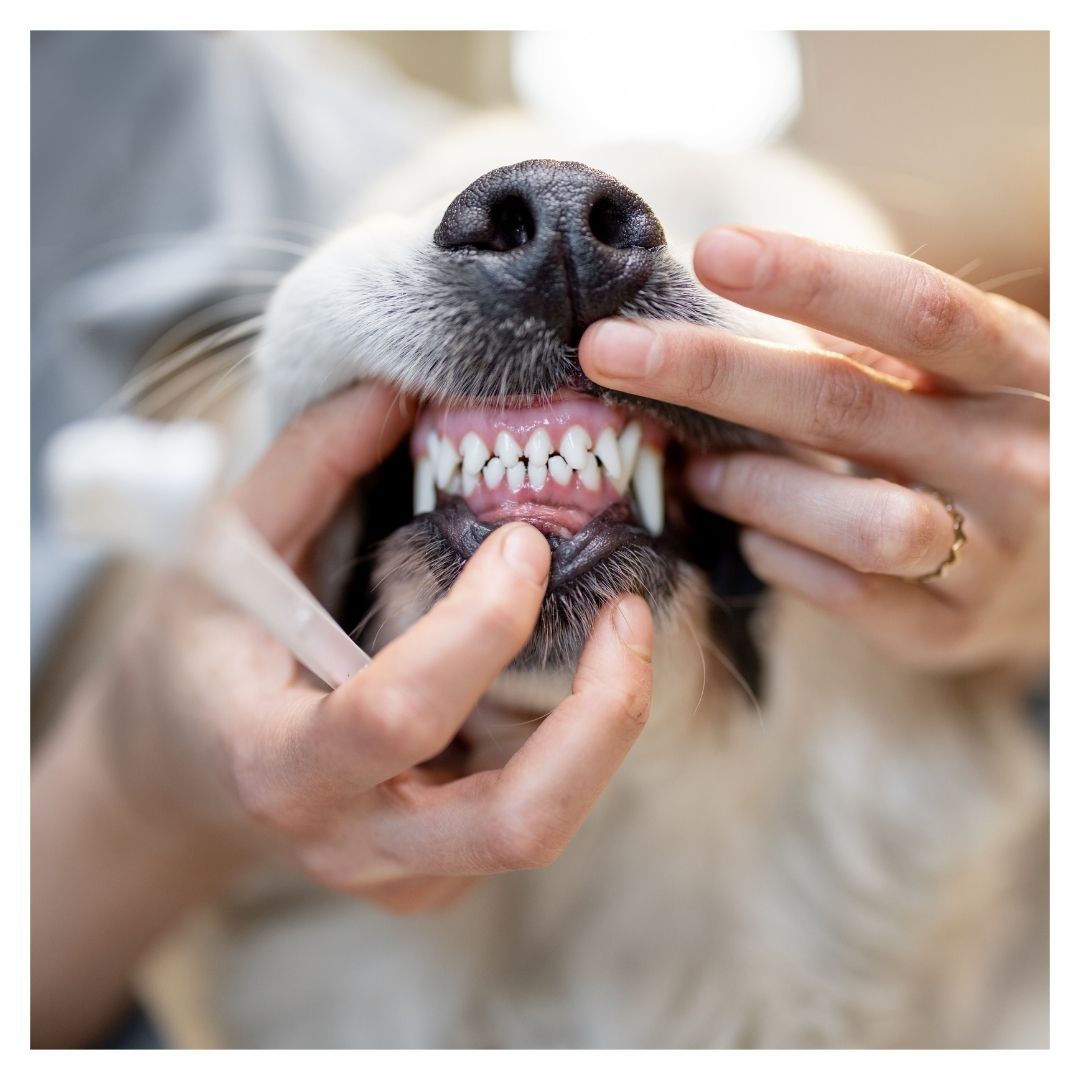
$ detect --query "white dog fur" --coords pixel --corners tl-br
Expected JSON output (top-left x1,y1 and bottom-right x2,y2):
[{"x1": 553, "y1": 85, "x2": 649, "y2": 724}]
[{"x1": 135, "y1": 115, "x2": 1048, "y2": 1048}]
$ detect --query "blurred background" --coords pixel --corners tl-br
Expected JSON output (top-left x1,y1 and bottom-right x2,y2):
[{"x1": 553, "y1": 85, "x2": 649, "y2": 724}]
[
  {"x1": 32, "y1": 29, "x2": 1049, "y2": 714},
  {"x1": 353, "y1": 30, "x2": 1049, "y2": 315}
]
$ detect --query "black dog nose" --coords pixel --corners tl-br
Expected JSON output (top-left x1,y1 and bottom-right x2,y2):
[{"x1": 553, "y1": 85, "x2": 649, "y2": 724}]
[{"x1": 434, "y1": 160, "x2": 665, "y2": 340}]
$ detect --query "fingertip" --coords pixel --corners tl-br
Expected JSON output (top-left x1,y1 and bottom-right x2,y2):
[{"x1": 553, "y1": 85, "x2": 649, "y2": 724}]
[
  {"x1": 611, "y1": 594, "x2": 653, "y2": 663},
  {"x1": 685, "y1": 455, "x2": 727, "y2": 501},
  {"x1": 496, "y1": 522, "x2": 551, "y2": 587},
  {"x1": 578, "y1": 318, "x2": 658, "y2": 382},
  {"x1": 694, "y1": 227, "x2": 764, "y2": 292}
]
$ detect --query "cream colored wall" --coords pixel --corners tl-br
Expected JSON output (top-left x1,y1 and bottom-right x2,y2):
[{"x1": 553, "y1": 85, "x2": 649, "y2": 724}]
[{"x1": 352, "y1": 30, "x2": 1049, "y2": 317}]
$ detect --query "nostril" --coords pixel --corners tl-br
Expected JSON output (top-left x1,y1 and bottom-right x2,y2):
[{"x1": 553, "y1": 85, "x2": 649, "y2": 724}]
[
  {"x1": 488, "y1": 195, "x2": 536, "y2": 252},
  {"x1": 588, "y1": 196, "x2": 664, "y2": 250}
]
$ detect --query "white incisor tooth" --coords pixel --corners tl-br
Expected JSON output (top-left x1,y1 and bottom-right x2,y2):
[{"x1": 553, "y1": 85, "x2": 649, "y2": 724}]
[
  {"x1": 631, "y1": 445, "x2": 664, "y2": 536},
  {"x1": 617, "y1": 421, "x2": 642, "y2": 473},
  {"x1": 593, "y1": 427, "x2": 622, "y2": 480},
  {"x1": 524, "y1": 427, "x2": 553, "y2": 466},
  {"x1": 547, "y1": 454, "x2": 572, "y2": 486},
  {"x1": 559, "y1": 425, "x2": 591, "y2": 471},
  {"x1": 459, "y1": 432, "x2": 489, "y2": 476},
  {"x1": 436, "y1": 435, "x2": 460, "y2": 489},
  {"x1": 495, "y1": 431, "x2": 523, "y2": 468},
  {"x1": 462, "y1": 469, "x2": 479, "y2": 497},
  {"x1": 506, "y1": 461, "x2": 526, "y2": 493},
  {"x1": 578, "y1": 453, "x2": 602, "y2": 491},
  {"x1": 426, "y1": 430, "x2": 440, "y2": 463},
  {"x1": 528, "y1": 460, "x2": 548, "y2": 491},
  {"x1": 483, "y1": 457, "x2": 505, "y2": 490},
  {"x1": 413, "y1": 456, "x2": 436, "y2": 514}
]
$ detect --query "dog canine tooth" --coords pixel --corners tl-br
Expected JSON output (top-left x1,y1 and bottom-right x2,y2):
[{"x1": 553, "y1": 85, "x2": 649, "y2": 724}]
[
  {"x1": 459, "y1": 431, "x2": 489, "y2": 475},
  {"x1": 547, "y1": 454, "x2": 572, "y2": 486},
  {"x1": 578, "y1": 453, "x2": 602, "y2": 492},
  {"x1": 495, "y1": 431, "x2": 523, "y2": 468},
  {"x1": 436, "y1": 435, "x2": 460, "y2": 489},
  {"x1": 617, "y1": 421, "x2": 642, "y2": 475},
  {"x1": 413, "y1": 455, "x2": 436, "y2": 515},
  {"x1": 483, "y1": 457, "x2": 506, "y2": 490},
  {"x1": 524, "y1": 427, "x2": 553, "y2": 467},
  {"x1": 631, "y1": 445, "x2": 664, "y2": 536},
  {"x1": 528, "y1": 460, "x2": 548, "y2": 492},
  {"x1": 506, "y1": 460, "x2": 526, "y2": 493},
  {"x1": 426, "y1": 430, "x2": 440, "y2": 464},
  {"x1": 559, "y1": 425, "x2": 591, "y2": 471},
  {"x1": 593, "y1": 427, "x2": 622, "y2": 480}
]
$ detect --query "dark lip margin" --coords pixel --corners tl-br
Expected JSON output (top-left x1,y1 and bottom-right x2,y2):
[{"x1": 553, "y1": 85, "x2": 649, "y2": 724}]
[{"x1": 424, "y1": 496, "x2": 660, "y2": 589}]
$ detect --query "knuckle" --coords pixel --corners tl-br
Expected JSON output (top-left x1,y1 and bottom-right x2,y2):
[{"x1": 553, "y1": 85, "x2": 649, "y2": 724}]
[
  {"x1": 231, "y1": 754, "x2": 299, "y2": 833},
  {"x1": 722, "y1": 456, "x2": 774, "y2": 520},
  {"x1": 785, "y1": 242, "x2": 835, "y2": 311},
  {"x1": 685, "y1": 337, "x2": 732, "y2": 401},
  {"x1": 853, "y1": 487, "x2": 939, "y2": 574},
  {"x1": 996, "y1": 435, "x2": 1050, "y2": 504},
  {"x1": 295, "y1": 844, "x2": 359, "y2": 895},
  {"x1": 357, "y1": 684, "x2": 431, "y2": 760},
  {"x1": 809, "y1": 365, "x2": 883, "y2": 445},
  {"x1": 903, "y1": 269, "x2": 972, "y2": 355},
  {"x1": 487, "y1": 800, "x2": 565, "y2": 871},
  {"x1": 608, "y1": 681, "x2": 651, "y2": 736}
]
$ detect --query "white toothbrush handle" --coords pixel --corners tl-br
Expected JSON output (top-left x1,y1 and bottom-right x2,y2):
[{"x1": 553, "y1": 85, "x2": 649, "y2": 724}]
[{"x1": 193, "y1": 506, "x2": 370, "y2": 690}]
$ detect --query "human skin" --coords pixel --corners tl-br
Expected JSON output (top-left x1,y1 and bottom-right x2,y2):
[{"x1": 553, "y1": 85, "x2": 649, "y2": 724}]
[
  {"x1": 30, "y1": 383, "x2": 653, "y2": 1047},
  {"x1": 579, "y1": 227, "x2": 1049, "y2": 680}
]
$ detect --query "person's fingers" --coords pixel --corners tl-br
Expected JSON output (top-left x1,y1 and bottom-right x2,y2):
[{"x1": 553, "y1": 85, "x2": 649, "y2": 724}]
[
  {"x1": 692, "y1": 227, "x2": 1049, "y2": 394},
  {"x1": 370, "y1": 595, "x2": 653, "y2": 876},
  {"x1": 360, "y1": 875, "x2": 477, "y2": 915},
  {"x1": 231, "y1": 382, "x2": 415, "y2": 562},
  {"x1": 580, "y1": 318, "x2": 978, "y2": 491},
  {"x1": 230, "y1": 523, "x2": 552, "y2": 822},
  {"x1": 736, "y1": 529, "x2": 979, "y2": 669},
  {"x1": 687, "y1": 452, "x2": 959, "y2": 579}
]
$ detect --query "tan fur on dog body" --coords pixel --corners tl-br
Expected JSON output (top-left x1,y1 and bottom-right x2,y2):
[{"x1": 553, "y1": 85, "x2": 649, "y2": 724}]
[{"x1": 118, "y1": 116, "x2": 1048, "y2": 1047}]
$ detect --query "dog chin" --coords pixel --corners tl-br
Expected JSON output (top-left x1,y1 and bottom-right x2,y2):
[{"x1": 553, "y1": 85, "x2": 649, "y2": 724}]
[{"x1": 370, "y1": 510, "x2": 688, "y2": 672}]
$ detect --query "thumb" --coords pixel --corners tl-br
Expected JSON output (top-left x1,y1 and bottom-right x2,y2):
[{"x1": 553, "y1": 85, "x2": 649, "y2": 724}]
[{"x1": 231, "y1": 383, "x2": 415, "y2": 562}]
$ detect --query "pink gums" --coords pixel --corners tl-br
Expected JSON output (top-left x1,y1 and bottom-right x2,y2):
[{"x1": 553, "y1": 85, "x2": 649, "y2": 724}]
[{"x1": 411, "y1": 391, "x2": 666, "y2": 538}]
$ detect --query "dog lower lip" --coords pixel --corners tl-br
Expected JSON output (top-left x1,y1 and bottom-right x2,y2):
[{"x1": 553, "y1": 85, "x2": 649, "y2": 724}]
[{"x1": 427, "y1": 497, "x2": 655, "y2": 588}]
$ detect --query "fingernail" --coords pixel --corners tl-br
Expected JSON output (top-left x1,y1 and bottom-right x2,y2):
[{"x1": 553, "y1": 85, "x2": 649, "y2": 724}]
[
  {"x1": 696, "y1": 228, "x2": 764, "y2": 290},
  {"x1": 500, "y1": 523, "x2": 551, "y2": 587},
  {"x1": 613, "y1": 596, "x2": 653, "y2": 662},
  {"x1": 581, "y1": 319, "x2": 659, "y2": 380}
]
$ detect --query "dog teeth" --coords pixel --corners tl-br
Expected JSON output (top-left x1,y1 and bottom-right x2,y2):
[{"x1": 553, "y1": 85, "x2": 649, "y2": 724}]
[
  {"x1": 631, "y1": 445, "x2": 664, "y2": 536},
  {"x1": 547, "y1": 454, "x2": 573, "y2": 485},
  {"x1": 495, "y1": 431, "x2": 523, "y2": 468},
  {"x1": 483, "y1": 457, "x2": 505, "y2": 489},
  {"x1": 578, "y1": 453, "x2": 601, "y2": 491},
  {"x1": 436, "y1": 436, "x2": 460, "y2": 489},
  {"x1": 416, "y1": 421, "x2": 663, "y2": 531},
  {"x1": 528, "y1": 460, "x2": 548, "y2": 492},
  {"x1": 618, "y1": 421, "x2": 642, "y2": 472},
  {"x1": 593, "y1": 427, "x2": 622, "y2": 480},
  {"x1": 413, "y1": 455, "x2": 436, "y2": 514},
  {"x1": 459, "y1": 432, "x2": 489, "y2": 475},
  {"x1": 506, "y1": 460, "x2": 526, "y2": 493},
  {"x1": 524, "y1": 427, "x2": 553, "y2": 466},
  {"x1": 559, "y1": 425, "x2": 591, "y2": 471}
]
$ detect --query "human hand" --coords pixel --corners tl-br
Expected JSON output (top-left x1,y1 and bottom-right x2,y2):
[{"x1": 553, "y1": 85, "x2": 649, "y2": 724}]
[
  {"x1": 86, "y1": 382, "x2": 653, "y2": 913},
  {"x1": 579, "y1": 228, "x2": 1048, "y2": 679}
]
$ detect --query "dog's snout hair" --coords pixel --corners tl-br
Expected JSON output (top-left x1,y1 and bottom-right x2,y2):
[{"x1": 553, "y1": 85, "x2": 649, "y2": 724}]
[{"x1": 433, "y1": 160, "x2": 666, "y2": 341}]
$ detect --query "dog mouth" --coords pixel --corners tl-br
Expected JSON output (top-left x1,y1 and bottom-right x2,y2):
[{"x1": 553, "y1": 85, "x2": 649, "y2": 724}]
[{"x1": 410, "y1": 389, "x2": 669, "y2": 585}]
